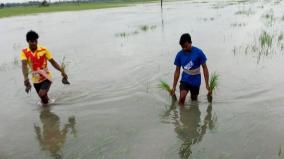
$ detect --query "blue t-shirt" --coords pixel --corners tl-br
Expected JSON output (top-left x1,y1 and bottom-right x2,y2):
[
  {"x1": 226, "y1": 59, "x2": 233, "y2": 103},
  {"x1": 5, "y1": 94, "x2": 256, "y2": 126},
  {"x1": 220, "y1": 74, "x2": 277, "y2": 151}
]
[{"x1": 174, "y1": 46, "x2": 207, "y2": 87}]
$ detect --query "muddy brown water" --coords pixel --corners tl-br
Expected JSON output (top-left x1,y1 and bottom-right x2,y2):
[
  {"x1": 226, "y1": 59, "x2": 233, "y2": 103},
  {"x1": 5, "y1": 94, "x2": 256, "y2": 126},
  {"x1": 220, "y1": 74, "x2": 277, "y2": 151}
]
[{"x1": 1, "y1": 1, "x2": 284, "y2": 159}]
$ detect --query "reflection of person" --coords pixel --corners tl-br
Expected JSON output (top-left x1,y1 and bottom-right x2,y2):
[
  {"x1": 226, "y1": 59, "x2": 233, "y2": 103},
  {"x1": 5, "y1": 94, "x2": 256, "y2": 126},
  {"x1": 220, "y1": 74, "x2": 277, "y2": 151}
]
[
  {"x1": 20, "y1": 30, "x2": 69, "y2": 105},
  {"x1": 34, "y1": 108, "x2": 76, "y2": 159},
  {"x1": 171, "y1": 33, "x2": 210, "y2": 106},
  {"x1": 172, "y1": 103, "x2": 215, "y2": 159}
]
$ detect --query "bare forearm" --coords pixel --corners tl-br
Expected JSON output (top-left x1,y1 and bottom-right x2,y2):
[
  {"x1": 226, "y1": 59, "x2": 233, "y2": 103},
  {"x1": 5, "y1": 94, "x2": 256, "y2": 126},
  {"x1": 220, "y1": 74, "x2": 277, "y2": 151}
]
[
  {"x1": 21, "y1": 61, "x2": 29, "y2": 80},
  {"x1": 173, "y1": 71, "x2": 180, "y2": 89},
  {"x1": 50, "y1": 59, "x2": 64, "y2": 73},
  {"x1": 203, "y1": 66, "x2": 209, "y2": 86}
]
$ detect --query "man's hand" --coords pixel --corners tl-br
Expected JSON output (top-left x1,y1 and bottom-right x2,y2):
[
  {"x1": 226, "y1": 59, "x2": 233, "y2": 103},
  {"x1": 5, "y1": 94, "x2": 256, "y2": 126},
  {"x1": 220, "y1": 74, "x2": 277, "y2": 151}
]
[
  {"x1": 61, "y1": 72, "x2": 70, "y2": 85},
  {"x1": 206, "y1": 84, "x2": 210, "y2": 92},
  {"x1": 170, "y1": 87, "x2": 176, "y2": 96},
  {"x1": 24, "y1": 79, "x2": 31, "y2": 93}
]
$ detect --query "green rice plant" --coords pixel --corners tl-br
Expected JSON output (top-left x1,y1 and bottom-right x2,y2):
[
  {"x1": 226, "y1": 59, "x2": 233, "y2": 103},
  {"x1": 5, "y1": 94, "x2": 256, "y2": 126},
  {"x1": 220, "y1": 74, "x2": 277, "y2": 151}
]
[
  {"x1": 207, "y1": 72, "x2": 219, "y2": 103},
  {"x1": 61, "y1": 56, "x2": 67, "y2": 73},
  {"x1": 140, "y1": 25, "x2": 149, "y2": 32},
  {"x1": 139, "y1": 25, "x2": 156, "y2": 32},
  {"x1": 259, "y1": 31, "x2": 273, "y2": 48},
  {"x1": 115, "y1": 32, "x2": 130, "y2": 37},
  {"x1": 235, "y1": 8, "x2": 254, "y2": 16},
  {"x1": 209, "y1": 72, "x2": 219, "y2": 93},
  {"x1": 262, "y1": 10, "x2": 274, "y2": 26},
  {"x1": 158, "y1": 80, "x2": 171, "y2": 94}
]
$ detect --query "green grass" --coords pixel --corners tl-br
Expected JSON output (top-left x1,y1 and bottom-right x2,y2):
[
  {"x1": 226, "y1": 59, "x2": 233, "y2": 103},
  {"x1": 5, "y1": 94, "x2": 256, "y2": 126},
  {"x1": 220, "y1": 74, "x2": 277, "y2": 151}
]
[
  {"x1": 0, "y1": 1, "x2": 156, "y2": 18},
  {"x1": 139, "y1": 25, "x2": 157, "y2": 32},
  {"x1": 209, "y1": 72, "x2": 219, "y2": 93},
  {"x1": 235, "y1": 9, "x2": 253, "y2": 16},
  {"x1": 158, "y1": 80, "x2": 171, "y2": 94},
  {"x1": 259, "y1": 31, "x2": 273, "y2": 48}
]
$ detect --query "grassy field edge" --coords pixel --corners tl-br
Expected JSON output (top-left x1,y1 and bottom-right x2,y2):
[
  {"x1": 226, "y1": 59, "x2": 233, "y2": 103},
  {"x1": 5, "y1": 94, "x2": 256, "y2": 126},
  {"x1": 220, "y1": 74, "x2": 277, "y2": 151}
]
[{"x1": 0, "y1": 1, "x2": 158, "y2": 19}]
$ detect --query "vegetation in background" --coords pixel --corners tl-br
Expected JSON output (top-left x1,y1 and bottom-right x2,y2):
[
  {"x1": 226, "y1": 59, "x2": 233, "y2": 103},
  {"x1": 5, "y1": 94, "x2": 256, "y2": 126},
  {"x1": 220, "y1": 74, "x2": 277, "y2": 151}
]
[
  {"x1": 259, "y1": 31, "x2": 273, "y2": 48},
  {"x1": 0, "y1": 0, "x2": 157, "y2": 18},
  {"x1": 262, "y1": 9, "x2": 275, "y2": 26},
  {"x1": 233, "y1": 28, "x2": 284, "y2": 63},
  {"x1": 231, "y1": 22, "x2": 246, "y2": 27},
  {"x1": 139, "y1": 25, "x2": 157, "y2": 32},
  {"x1": 115, "y1": 24, "x2": 156, "y2": 38},
  {"x1": 235, "y1": 8, "x2": 254, "y2": 16}
]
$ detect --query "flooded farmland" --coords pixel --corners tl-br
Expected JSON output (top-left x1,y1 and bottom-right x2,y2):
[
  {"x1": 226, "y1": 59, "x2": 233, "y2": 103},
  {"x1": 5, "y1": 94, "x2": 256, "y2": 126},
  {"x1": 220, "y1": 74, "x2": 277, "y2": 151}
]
[{"x1": 0, "y1": 0, "x2": 284, "y2": 159}]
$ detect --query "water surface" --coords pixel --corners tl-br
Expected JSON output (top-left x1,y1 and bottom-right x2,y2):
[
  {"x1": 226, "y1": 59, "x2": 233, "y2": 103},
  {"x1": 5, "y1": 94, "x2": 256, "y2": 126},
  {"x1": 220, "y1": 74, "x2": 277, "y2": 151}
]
[{"x1": 1, "y1": 0, "x2": 284, "y2": 159}]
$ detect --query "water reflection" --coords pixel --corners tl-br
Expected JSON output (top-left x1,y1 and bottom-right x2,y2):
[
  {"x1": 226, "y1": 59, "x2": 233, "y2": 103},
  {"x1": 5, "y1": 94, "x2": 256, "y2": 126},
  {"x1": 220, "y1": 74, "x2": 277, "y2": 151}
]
[
  {"x1": 176, "y1": 103, "x2": 216, "y2": 159},
  {"x1": 165, "y1": 99, "x2": 217, "y2": 159},
  {"x1": 34, "y1": 107, "x2": 77, "y2": 159}
]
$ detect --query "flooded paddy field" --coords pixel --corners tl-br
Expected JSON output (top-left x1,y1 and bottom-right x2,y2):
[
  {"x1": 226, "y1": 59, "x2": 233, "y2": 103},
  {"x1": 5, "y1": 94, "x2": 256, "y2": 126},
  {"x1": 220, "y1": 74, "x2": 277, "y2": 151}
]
[{"x1": 0, "y1": 0, "x2": 284, "y2": 158}]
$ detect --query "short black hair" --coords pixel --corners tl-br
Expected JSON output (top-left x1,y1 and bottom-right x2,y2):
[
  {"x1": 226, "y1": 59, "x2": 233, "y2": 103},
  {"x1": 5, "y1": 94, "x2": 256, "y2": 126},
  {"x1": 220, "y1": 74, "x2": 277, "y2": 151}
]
[
  {"x1": 26, "y1": 30, "x2": 39, "y2": 42},
  {"x1": 179, "y1": 33, "x2": 192, "y2": 46}
]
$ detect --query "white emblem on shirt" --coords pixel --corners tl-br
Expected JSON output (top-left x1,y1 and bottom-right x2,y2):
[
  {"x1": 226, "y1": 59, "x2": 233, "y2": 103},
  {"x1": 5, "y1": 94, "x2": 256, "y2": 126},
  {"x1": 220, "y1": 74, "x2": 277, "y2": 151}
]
[{"x1": 184, "y1": 61, "x2": 194, "y2": 70}]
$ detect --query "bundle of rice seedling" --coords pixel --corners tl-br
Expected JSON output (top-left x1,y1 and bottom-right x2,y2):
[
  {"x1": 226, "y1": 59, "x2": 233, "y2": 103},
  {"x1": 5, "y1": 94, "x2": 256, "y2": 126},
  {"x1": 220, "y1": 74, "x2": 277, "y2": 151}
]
[
  {"x1": 158, "y1": 80, "x2": 177, "y2": 100},
  {"x1": 61, "y1": 56, "x2": 70, "y2": 85},
  {"x1": 158, "y1": 80, "x2": 171, "y2": 94},
  {"x1": 61, "y1": 56, "x2": 66, "y2": 74},
  {"x1": 207, "y1": 72, "x2": 219, "y2": 103}
]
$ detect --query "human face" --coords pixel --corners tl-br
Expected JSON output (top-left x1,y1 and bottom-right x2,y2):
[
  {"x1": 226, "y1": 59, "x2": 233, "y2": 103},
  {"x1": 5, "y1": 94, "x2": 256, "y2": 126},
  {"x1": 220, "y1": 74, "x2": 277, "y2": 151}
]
[
  {"x1": 28, "y1": 39, "x2": 38, "y2": 51},
  {"x1": 181, "y1": 41, "x2": 192, "y2": 52}
]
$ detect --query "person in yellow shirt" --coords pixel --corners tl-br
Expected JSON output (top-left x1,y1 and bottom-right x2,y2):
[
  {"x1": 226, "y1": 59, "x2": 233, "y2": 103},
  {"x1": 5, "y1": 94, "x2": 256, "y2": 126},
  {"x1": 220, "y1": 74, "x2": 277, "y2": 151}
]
[{"x1": 21, "y1": 30, "x2": 69, "y2": 105}]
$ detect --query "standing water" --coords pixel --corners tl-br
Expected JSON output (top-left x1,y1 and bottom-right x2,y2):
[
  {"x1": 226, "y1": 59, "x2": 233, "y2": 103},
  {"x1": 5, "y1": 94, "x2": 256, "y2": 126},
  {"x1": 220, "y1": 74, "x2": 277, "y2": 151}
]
[{"x1": 0, "y1": 0, "x2": 284, "y2": 158}]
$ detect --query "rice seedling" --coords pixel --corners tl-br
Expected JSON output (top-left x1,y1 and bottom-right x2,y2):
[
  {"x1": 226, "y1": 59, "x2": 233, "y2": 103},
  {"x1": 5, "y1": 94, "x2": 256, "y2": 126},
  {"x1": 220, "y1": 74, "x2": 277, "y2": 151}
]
[
  {"x1": 61, "y1": 56, "x2": 67, "y2": 73},
  {"x1": 209, "y1": 72, "x2": 219, "y2": 93},
  {"x1": 115, "y1": 32, "x2": 129, "y2": 37},
  {"x1": 235, "y1": 8, "x2": 254, "y2": 16},
  {"x1": 61, "y1": 56, "x2": 70, "y2": 84},
  {"x1": 158, "y1": 80, "x2": 177, "y2": 101},
  {"x1": 140, "y1": 25, "x2": 149, "y2": 32},
  {"x1": 207, "y1": 72, "x2": 220, "y2": 103},
  {"x1": 158, "y1": 80, "x2": 171, "y2": 94},
  {"x1": 262, "y1": 10, "x2": 274, "y2": 26},
  {"x1": 259, "y1": 31, "x2": 273, "y2": 48}
]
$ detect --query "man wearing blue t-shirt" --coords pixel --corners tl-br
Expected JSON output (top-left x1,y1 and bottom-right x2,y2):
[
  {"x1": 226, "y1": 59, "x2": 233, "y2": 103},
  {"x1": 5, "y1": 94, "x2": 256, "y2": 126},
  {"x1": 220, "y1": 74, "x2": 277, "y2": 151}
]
[{"x1": 171, "y1": 33, "x2": 210, "y2": 105}]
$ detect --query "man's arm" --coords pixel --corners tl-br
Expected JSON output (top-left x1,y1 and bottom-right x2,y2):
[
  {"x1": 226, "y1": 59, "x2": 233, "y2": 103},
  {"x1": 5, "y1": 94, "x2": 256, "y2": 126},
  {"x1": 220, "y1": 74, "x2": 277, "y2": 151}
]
[
  {"x1": 171, "y1": 66, "x2": 181, "y2": 95},
  {"x1": 22, "y1": 60, "x2": 29, "y2": 80},
  {"x1": 202, "y1": 63, "x2": 210, "y2": 92},
  {"x1": 49, "y1": 58, "x2": 68, "y2": 79},
  {"x1": 22, "y1": 60, "x2": 31, "y2": 93}
]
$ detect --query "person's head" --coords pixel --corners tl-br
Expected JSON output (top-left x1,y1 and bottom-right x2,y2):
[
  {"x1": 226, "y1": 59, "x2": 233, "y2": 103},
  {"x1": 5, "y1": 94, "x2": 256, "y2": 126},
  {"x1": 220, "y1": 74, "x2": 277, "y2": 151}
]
[
  {"x1": 26, "y1": 30, "x2": 39, "y2": 50},
  {"x1": 179, "y1": 33, "x2": 192, "y2": 52}
]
